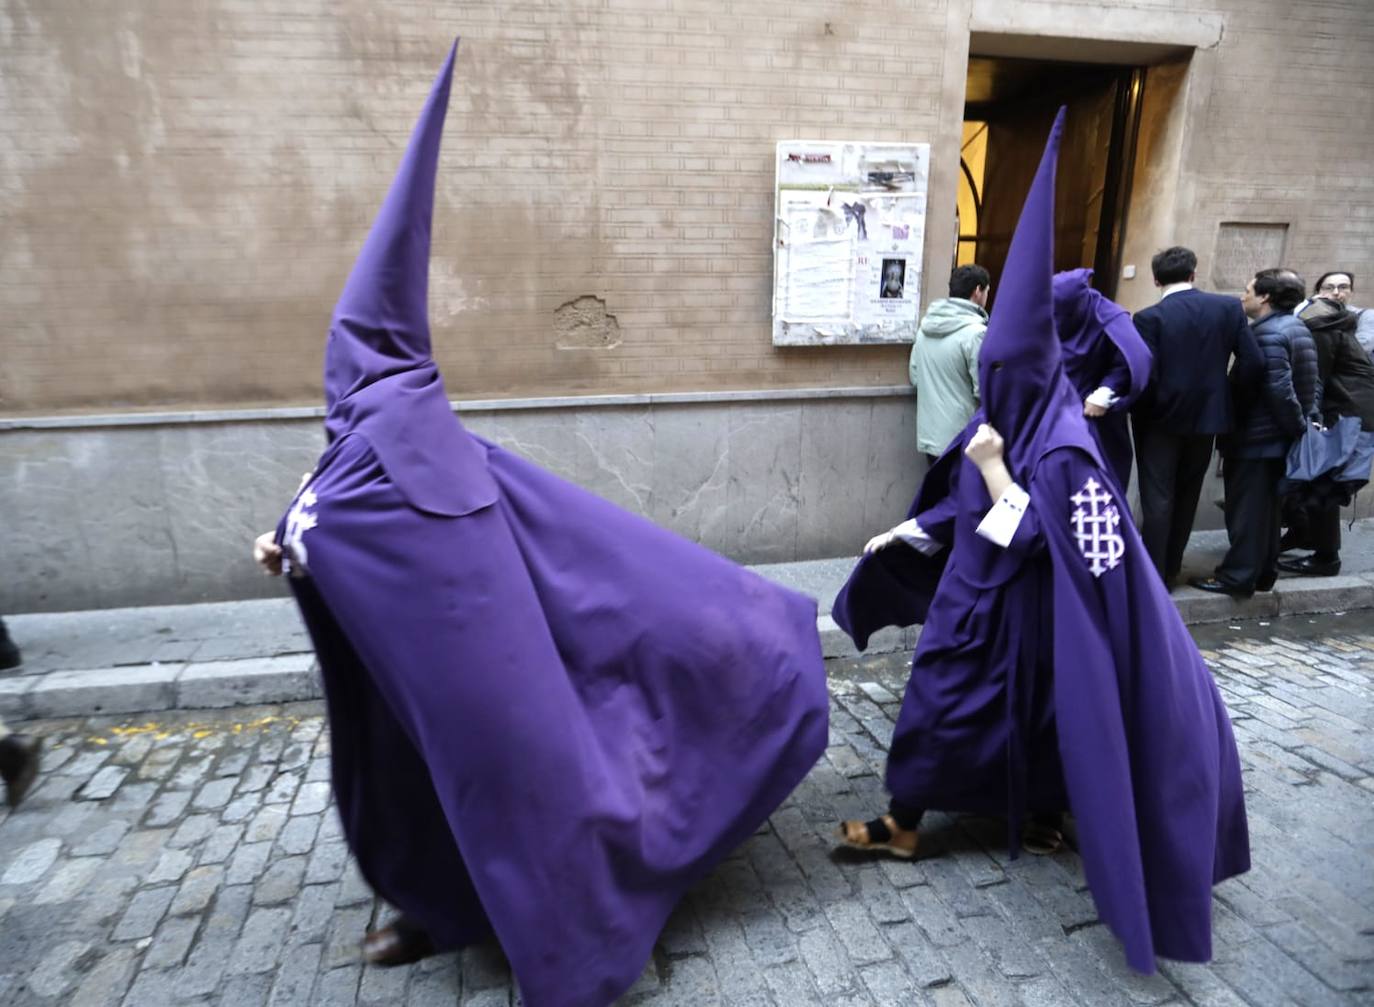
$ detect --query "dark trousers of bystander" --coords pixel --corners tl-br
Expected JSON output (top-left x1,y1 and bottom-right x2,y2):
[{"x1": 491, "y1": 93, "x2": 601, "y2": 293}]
[
  {"x1": 1132, "y1": 426, "x2": 1216, "y2": 583},
  {"x1": 1284, "y1": 500, "x2": 1342, "y2": 561},
  {"x1": 1215, "y1": 456, "x2": 1286, "y2": 590}
]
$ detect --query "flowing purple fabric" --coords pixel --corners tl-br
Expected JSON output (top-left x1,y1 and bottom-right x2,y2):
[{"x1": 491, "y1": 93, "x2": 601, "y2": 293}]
[
  {"x1": 1052, "y1": 268, "x2": 1152, "y2": 488},
  {"x1": 276, "y1": 43, "x2": 829, "y2": 1006},
  {"x1": 832, "y1": 109, "x2": 1249, "y2": 973}
]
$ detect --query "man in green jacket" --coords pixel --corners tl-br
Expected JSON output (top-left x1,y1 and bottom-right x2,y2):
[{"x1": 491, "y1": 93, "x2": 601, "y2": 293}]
[{"x1": 910, "y1": 264, "x2": 992, "y2": 464}]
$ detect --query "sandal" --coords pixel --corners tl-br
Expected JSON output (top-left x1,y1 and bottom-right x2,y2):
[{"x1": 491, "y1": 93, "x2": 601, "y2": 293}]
[
  {"x1": 1021, "y1": 820, "x2": 1064, "y2": 856},
  {"x1": 837, "y1": 815, "x2": 919, "y2": 859}
]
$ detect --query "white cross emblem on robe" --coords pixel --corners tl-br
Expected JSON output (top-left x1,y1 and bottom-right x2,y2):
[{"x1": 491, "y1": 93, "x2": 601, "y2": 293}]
[
  {"x1": 282, "y1": 488, "x2": 319, "y2": 573},
  {"x1": 1070, "y1": 477, "x2": 1125, "y2": 578}
]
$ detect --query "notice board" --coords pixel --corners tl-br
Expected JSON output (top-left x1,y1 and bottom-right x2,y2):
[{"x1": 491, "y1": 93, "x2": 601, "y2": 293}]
[{"x1": 772, "y1": 140, "x2": 930, "y2": 346}]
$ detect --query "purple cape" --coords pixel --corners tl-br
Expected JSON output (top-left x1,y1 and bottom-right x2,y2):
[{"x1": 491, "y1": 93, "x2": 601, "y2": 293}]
[
  {"x1": 832, "y1": 110, "x2": 1249, "y2": 973},
  {"x1": 1052, "y1": 268, "x2": 1152, "y2": 488},
  {"x1": 276, "y1": 43, "x2": 829, "y2": 1006}
]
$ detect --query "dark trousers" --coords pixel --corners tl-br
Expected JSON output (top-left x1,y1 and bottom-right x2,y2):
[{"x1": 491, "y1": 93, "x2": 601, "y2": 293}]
[
  {"x1": 1284, "y1": 500, "x2": 1342, "y2": 561},
  {"x1": 923, "y1": 453, "x2": 940, "y2": 470},
  {"x1": 1133, "y1": 426, "x2": 1216, "y2": 582},
  {"x1": 889, "y1": 798, "x2": 924, "y2": 831},
  {"x1": 1216, "y1": 456, "x2": 1286, "y2": 590}
]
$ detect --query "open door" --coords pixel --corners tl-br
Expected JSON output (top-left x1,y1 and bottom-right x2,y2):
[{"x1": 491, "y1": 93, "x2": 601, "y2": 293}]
[{"x1": 962, "y1": 57, "x2": 1144, "y2": 303}]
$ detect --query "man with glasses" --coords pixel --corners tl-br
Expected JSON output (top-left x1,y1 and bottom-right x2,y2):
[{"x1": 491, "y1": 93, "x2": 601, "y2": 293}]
[{"x1": 1305, "y1": 272, "x2": 1374, "y2": 356}]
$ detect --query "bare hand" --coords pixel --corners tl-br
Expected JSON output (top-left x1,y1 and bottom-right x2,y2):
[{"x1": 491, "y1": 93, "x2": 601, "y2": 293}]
[
  {"x1": 253, "y1": 532, "x2": 284, "y2": 576},
  {"x1": 1083, "y1": 401, "x2": 1108, "y2": 418},
  {"x1": 865, "y1": 530, "x2": 897, "y2": 554},
  {"x1": 964, "y1": 423, "x2": 1006, "y2": 470}
]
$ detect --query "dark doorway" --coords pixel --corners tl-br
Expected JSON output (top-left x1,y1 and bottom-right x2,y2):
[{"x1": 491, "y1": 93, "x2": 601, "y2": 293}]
[{"x1": 958, "y1": 56, "x2": 1145, "y2": 303}]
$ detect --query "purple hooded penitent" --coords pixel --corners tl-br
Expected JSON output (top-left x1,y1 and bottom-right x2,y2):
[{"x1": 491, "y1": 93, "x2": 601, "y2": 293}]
[
  {"x1": 832, "y1": 109, "x2": 1249, "y2": 973},
  {"x1": 1051, "y1": 268, "x2": 1151, "y2": 489},
  {"x1": 275, "y1": 42, "x2": 828, "y2": 1007}
]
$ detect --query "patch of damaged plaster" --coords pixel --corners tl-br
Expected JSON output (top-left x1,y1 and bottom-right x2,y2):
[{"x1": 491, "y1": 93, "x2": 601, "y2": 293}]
[{"x1": 554, "y1": 296, "x2": 621, "y2": 351}]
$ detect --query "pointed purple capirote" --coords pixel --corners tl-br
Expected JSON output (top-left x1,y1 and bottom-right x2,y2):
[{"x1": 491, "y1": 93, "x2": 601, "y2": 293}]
[
  {"x1": 832, "y1": 109, "x2": 1249, "y2": 974},
  {"x1": 977, "y1": 107, "x2": 1088, "y2": 482},
  {"x1": 322, "y1": 39, "x2": 494, "y2": 518},
  {"x1": 278, "y1": 42, "x2": 829, "y2": 1007}
]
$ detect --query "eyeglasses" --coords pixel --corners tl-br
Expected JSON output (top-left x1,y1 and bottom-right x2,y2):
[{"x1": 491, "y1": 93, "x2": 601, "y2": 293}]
[{"x1": 1319, "y1": 282, "x2": 1352, "y2": 293}]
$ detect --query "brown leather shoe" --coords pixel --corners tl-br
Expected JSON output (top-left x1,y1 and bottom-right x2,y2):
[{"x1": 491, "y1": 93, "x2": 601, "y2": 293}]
[{"x1": 361, "y1": 918, "x2": 436, "y2": 966}]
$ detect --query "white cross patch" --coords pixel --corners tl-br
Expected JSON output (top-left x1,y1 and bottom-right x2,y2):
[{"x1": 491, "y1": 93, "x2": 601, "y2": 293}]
[
  {"x1": 1069, "y1": 477, "x2": 1125, "y2": 578},
  {"x1": 282, "y1": 488, "x2": 319, "y2": 574}
]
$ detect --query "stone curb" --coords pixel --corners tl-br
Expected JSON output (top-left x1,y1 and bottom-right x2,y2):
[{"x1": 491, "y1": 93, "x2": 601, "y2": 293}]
[{"x1": 3, "y1": 576, "x2": 1372, "y2": 722}]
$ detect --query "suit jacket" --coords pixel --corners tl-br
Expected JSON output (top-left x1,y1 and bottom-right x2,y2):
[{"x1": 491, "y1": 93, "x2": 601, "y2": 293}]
[{"x1": 1130, "y1": 288, "x2": 1263, "y2": 435}]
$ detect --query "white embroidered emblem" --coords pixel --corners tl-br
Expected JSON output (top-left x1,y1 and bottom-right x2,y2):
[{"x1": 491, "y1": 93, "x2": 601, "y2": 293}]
[
  {"x1": 282, "y1": 488, "x2": 319, "y2": 573},
  {"x1": 1069, "y1": 477, "x2": 1125, "y2": 577}
]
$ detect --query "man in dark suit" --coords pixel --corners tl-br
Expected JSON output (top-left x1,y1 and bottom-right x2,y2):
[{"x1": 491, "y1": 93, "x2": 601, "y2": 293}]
[{"x1": 1130, "y1": 247, "x2": 1263, "y2": 587}]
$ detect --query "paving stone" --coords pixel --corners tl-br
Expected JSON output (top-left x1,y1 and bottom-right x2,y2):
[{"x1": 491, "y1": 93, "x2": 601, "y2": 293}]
[
  {"x1": 33, "y1": 856, "x2": 103, "y2": 906},
  {"x1": 278, "y1": 813, "x2": 322, "y2": 856},
  {"x1": 323, "y1": 905, "x2": 373, "y2": 973},
  {"x1": 264, "y1": 770, "x2": 303, "y2": 805},
  {"x1": 148, "y1": 848, "x2": 196, "y2": 885},
  {"x1": 69, "y1": 946, "x2": 140, "y2": 1007},
  {"x1": 237, "y1": 763, "x2": 276, "y2": 794},
  {"x1": 1, "y1": 838, "x2": 62, "y2": 885},
  {"x1": 170, "y1": 864, "x2": 225, "y2": 916},
  {"x1": 306, "y1": 840, "x2": 350, "y2": 885},
  {"x1": 143, "y1": 915, "x2": 200, "y2": 969},
  {"x1": 191, "y1": 776, "x2": 238, "y2": 811},
  {"x1": 222, "y1": 792, "x2": 263, "y2": 824},
  {"x1": 406, "y1": 955, "x2": 463, "y2": 1007},
  {"x1": 798, "y1": 925, "x2": 860, "y2": 996},
  {"x1": 246, "y1": 804, "x2": 289, "y2": 844},
  {"x1": 337, "y1": 858, "x2": 374, "y2": 906},
  {"x1": 292, "y1": 781, "x2": 333, "y2": 816},
  {"x1": 167, "y1": 813, "x2": 216, "y2": 849},
  {"x1": 359, "y1": 961, "x2": 413, "y2": 1004},
  {"x1": 289, "y1": 882, "x2": 341, "y2": 946},
  {"x1": 229, "y1": 904, "x2": 294, "y2": 975},
  {"x1": 221, "y1": 972, "x2": 278, "y2": 1003},
  {"x1": 69, "y1": 819, "x2": 131, "y2": 857},
  {"x1": 315, "y1": 963, "x2": 363, "y2": 1006},
  {"x1": 270, "y1": 941, "x2": 324, "y2": 1005},
  {"x1": 254, "y1": 854, "x2": 307, "y2": 906},
  {"x1": 226, "y1": 840, "x2": 274, "y2": 886},
  {"x1": 27, "y1": 938, "x2": 90, "y2": 998},
  {"x1": 175, "y1": 884, "x2": 253, "y2": 997},
  {"x1": 111, "y1": 885, "x2": 176, "y2": 941},
  {"x1": 76, "y1": 765, "x2": 129, "y2": 801},
  {"x1": 142, "y1": 788, "x2": 192, "y2": 828},
  {"x1": 199, "y1": 823, "x2": 245, "y2": 865}
]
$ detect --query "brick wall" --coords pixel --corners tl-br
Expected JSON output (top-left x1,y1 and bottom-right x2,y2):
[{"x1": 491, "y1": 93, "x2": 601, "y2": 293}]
[{"x1": 2, "y1": 0, "x2": 1371, "y2": 414}]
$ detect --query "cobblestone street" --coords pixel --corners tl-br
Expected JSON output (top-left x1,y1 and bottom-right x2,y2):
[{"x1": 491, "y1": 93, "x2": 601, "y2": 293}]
[{"x1": 0, "y1": 620, "x2": 1370, "y2": 1006}]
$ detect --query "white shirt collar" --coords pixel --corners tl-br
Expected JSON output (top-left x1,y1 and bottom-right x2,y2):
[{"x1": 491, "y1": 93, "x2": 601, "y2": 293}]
[{"x1": 1160, "y1": 282, "x2": 1194, "y2": 299}]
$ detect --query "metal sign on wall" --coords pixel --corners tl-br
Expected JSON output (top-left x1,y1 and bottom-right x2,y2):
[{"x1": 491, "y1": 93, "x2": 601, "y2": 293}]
[{"x1": 772, "y1": 141, "x2": 930, "y2": 346}]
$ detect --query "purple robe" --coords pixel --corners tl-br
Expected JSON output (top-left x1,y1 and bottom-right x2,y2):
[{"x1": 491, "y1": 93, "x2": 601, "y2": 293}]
[
  {"x1": 276, "y1": 43, "x2": 829, "y2": 1006},
  {"x1": 833, "y1": 110, "x2": 1248, "y2": 973},
  {"x1": 1052, "y1": 268, "x2": 1152, "y2": 489}
]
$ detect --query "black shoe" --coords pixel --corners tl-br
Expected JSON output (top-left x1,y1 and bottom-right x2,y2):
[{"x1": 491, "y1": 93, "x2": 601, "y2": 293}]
[
  {"x1": 0, "y1": 735, "x2": 42, "y2": 807},
  {"x1": 1255, "y1": 573, "x2": 1277, "y2": 592},
  {"x1": 1189, "y1": 577, "x2": 1253, "y2": 599},
  {"x1": 1277, "y1": 555, "x2": 1341, "y2": 577}
]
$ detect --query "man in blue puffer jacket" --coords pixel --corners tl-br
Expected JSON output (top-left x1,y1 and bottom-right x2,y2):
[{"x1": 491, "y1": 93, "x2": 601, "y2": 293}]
[{"x1": 1193, "y1": 269, "x2": 1318, "y2": 597}]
